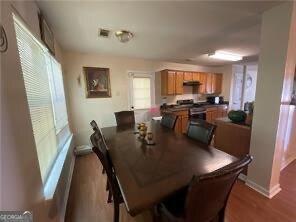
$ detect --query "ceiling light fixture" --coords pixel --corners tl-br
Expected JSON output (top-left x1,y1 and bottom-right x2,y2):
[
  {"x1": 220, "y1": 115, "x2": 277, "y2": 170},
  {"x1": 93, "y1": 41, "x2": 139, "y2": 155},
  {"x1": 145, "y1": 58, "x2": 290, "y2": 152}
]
[
  {"x1": 115, "y1": 30, "x2": 134, "y2": 43},
  {"x1": 208, "y1": 51, "x2": 243, "y2": 61}
]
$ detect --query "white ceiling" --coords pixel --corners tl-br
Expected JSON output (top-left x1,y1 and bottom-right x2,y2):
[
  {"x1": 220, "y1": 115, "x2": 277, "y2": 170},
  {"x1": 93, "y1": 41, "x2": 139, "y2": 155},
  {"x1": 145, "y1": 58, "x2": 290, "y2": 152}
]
[{"x1": 37, "y1": 1, "x2": 282, "y2": 66}]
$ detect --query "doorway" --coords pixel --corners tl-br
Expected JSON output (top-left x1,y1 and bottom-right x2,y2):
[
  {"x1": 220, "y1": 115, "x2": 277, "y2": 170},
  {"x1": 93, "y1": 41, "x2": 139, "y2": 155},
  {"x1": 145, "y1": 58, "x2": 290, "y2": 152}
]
[{"x1": 128, "y1": 71, "x2": 155, "y2": 123}]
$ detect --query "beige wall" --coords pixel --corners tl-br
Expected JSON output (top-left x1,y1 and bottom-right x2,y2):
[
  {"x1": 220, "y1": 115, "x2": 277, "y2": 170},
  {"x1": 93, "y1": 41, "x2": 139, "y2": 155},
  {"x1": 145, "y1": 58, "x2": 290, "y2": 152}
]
[
  {"x1": 247, "y1": 2, "x2": 296, "y2": 198},
  {"x1": 0, "y1": 1, "x2": 74, "y2": 221},
  {"x1": 63, "y1": 51, "x2": 231, "y2": 146}
]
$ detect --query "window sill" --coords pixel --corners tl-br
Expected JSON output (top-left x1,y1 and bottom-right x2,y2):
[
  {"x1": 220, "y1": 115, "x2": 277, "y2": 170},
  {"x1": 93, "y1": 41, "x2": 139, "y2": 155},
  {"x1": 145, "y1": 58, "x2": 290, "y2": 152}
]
[{"x1": 43, "y1": 134, "x2": 74, "y2": 200}]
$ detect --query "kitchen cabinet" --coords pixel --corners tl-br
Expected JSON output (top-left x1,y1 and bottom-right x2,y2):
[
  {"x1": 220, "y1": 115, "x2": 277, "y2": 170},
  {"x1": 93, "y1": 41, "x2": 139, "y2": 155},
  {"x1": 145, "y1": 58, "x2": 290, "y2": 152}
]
[
  {"x1": 175, "y1": 72, "x2": 184, "y2": 94},
  {"x1": 183, "y1": 72, "x2": 193, "y2": 81},
  {"x1": 206, "y1": 105, "x2": 228, "y2": 124},
  {"x1": 198, "y1": 72, "x2": 207, "y2": 94},
  {"x1": 161, "y1": 70, "x2": 184, "y2": 95},
  {"x1": 173, "y1": 110, "x2": 189, "y2": 134},
  {"x1": 212, "y1": 73, "x2": 223, "y2": 94},
  {"x1": 214, "y1": 118, "x2": 251, "y2": 175},
  {"x1": 160, "y1": 69, "x2": 223, "y2": 96},
  {"x1": 205, "y1": 73, "x2": 223, "y2": 94}
]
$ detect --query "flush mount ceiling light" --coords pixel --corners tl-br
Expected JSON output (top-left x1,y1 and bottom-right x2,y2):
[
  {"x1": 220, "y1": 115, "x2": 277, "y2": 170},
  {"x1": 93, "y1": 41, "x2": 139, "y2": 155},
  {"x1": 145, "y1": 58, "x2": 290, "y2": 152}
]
[
  {"x1": 115, "y1": 30, "x2": 134, "y2": 43},
  {"x1": 208, "y1": 51, "x2": 243, "y2": 61}
]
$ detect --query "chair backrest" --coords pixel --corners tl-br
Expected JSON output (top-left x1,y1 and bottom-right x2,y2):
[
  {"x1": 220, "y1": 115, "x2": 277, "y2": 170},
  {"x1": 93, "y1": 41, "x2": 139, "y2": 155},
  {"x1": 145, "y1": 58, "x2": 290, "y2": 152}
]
[
  {"x1": 114, "y1": 111, "x2": 135, "y2": 126},
  {"x1": 90, "y1": 131, "x2": 121, "y2": 202},
  {"x1": 90, "y1": 120, "x2": 99, "y2": 131},
  {"x1": 187, "y1": 119, "x2": 216, "y2": 145},
  {"x1": 184, "y1": 155, "x2": 253, "y2": 222},
  {"x1": 160, "y1": 113, "x2": 178, "y2": 129}
]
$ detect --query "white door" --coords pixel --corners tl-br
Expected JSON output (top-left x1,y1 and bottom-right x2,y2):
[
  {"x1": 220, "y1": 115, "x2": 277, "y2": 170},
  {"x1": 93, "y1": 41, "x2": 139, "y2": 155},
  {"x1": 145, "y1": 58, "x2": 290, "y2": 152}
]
[{"x1": 128, "y1": 72, "x2": 155, "y2": 123}]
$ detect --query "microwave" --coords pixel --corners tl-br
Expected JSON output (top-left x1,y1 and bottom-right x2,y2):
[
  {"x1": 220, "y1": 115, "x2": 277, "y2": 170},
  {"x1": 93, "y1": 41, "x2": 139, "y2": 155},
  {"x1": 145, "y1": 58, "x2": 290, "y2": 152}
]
[{"x1": 207, "y1": 96, "x2": 224, "y2": 104}]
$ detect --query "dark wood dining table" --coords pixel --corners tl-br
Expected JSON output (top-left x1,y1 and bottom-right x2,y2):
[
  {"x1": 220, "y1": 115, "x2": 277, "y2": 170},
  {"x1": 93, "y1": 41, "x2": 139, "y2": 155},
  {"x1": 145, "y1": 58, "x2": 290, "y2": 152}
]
[{"x1": 101, "y1": 120, "x2": 237, "y2": 216}]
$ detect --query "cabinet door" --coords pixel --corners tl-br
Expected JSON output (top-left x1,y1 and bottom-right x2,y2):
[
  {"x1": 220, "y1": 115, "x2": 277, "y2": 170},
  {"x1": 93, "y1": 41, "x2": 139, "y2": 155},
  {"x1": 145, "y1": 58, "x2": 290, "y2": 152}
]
[
  {"x1": 192, "y1": 72, "x2": 199, "y2": 81},
  {"x1": 212, "y1": 73, "x2": 223, "y2": 94},
  {"x1": 181, "y1": 116, "x2": 189, "y2": 134},
  {"x1": 184, "y1": 72, "x2": 193, "y2": 81},
  {"x1": 175, "y1": 72, "x2": 184, "y2": 94},
  {"x1": 167, "y1": 71, "x2": 176, "y2": 95},
  {"x1": 198, "y1": 72, "x2": 207, "y2": 94},
  {"x1": 206, "y1": 73, "x2": 213, "y2": 94},
  {"x1": 206, "y1": 111, "x2": 213, "y2": 123}
]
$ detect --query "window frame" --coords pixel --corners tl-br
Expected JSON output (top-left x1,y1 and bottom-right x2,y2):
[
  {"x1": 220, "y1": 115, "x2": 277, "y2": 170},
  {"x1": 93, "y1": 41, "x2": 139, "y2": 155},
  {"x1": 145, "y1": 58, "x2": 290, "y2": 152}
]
[{"x1": 128, "y1": 71, "x2": 155, "y2": 110}]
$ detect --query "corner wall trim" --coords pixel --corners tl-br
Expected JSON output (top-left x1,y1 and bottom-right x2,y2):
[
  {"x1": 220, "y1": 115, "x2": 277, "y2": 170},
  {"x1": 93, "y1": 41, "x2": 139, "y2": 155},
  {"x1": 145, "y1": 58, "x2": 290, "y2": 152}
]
[{"x1": 245, "y1": 179, "x2": 282, "y2": 199}]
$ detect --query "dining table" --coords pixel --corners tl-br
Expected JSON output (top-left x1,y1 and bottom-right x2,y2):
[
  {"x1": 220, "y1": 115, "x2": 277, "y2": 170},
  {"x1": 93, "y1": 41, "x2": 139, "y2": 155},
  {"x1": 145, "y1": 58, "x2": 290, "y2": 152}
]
[{"x1": 101, "y1": 120, "x2": 237, "y2": 217}]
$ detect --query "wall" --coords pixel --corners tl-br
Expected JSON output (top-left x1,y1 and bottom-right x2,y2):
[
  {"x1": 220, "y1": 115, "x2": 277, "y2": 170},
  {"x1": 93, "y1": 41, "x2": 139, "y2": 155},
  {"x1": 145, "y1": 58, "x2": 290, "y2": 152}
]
[
  {"x1": 247, "y1": 2, "x2": 296, "y2": 198},
  {"x1": 0, "y1": 1, "x2": 74, "y2": 221},
  {"x1": 63, "y1": 51, "x2": 231, "y2": 146}
]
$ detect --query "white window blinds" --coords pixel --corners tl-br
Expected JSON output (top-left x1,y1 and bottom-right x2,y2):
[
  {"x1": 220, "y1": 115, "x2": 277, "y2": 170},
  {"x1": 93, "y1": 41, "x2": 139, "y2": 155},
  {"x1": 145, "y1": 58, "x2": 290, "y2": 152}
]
[
  {"x1": 132, "y1": 77, "x2": 151, "y2": 109},
  {"x1": 14, "y1": 16, "x2": 61, "y2": 182},
  {"x1": 48, "y1": 57, "x2": 68, "y2": 133}
]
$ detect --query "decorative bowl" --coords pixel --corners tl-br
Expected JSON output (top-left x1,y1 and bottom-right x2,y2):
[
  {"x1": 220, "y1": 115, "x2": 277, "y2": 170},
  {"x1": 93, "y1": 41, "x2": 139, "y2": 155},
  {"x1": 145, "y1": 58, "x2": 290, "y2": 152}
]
[{"x1": 228, "y1": 110, "x2": 247, "y2": 123}]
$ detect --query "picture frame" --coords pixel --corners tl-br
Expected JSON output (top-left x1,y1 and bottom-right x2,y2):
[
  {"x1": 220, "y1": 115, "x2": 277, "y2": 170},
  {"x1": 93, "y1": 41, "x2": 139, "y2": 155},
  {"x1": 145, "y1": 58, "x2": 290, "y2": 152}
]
[
  {"x1": 39, "y1": 13, "x2": 55, "y2": 55},
  {"x1": 83, "y1": 67, "x2": 111, "y2": 98}
]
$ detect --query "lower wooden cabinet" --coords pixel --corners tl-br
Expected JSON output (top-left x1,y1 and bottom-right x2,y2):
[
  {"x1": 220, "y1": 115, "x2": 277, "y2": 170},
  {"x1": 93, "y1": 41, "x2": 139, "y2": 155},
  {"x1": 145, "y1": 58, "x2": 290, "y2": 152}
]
[
  {"x1": 172, "y1": 110, "x2": 189, "y2": 134},
  {"x1": 206, "y1": 105, "x2": 228, "y2": 124}
]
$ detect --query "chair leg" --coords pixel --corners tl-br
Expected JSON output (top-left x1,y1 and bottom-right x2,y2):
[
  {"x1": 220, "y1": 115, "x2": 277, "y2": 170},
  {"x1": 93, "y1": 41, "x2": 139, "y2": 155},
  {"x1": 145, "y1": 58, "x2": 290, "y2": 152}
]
[
  {"x1": 107, "y1": 190, "x2": 113, "y2": 203},
  {"x1": 106, "y1": 181, "x2": 109, "y2": 191},
  {"x1": 114, "y1": 201, "x2": 120, "y2": 222},
  {"x1": 218, "y1": 208, "x2": 225, "y2": 222}
]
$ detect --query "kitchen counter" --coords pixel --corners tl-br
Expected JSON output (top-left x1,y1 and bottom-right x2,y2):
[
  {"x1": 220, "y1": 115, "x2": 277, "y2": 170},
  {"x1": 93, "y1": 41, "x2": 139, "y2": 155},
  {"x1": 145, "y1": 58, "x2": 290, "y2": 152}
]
[{"x1": 161, "y1": 102, "x2": 229, "y2": 113}]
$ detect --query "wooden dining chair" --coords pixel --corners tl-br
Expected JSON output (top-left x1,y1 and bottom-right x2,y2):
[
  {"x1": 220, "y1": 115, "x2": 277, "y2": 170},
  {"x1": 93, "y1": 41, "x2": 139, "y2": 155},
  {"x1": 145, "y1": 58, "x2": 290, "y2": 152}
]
[
  {"x1": 114, "y1": 110, "x2": 135, "y2": 126},
  {"x1": 186, "y1": 119, "x2": 216, "y2": 145},
  {"x1": 160, "y1": 113, "x2": 178, "y2": 129},
  {"x1": 158, "y1": 154, "x2": 253, "y2": 222},
  {"x1": 91, "y1": 132, "x2": 123, "y2": 222},
  {"x1": 90, "y1": 120, "x2": 106, "y2": 174}
]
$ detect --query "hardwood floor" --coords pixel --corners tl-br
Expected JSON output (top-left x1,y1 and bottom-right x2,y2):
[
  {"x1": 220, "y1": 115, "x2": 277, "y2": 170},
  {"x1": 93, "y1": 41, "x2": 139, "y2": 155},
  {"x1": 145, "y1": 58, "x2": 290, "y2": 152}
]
[{"x1": 65, "y1": 154, "x2": 296, "y2": 222}]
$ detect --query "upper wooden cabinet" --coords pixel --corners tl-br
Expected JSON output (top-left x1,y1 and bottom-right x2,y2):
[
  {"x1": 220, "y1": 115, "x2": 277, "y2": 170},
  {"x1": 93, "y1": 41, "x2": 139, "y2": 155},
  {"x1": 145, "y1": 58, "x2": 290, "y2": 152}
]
[
  {"x1": 175, "y1": 72, "x2": 184, "y2": 94},
  {"x1": 205, "y1": 73, "x2": 223, "y2": 94},
  {"x1": 183, "y1": 72, "x2": 193, "y2": 81},
  {"x1": 161, "y1": 70, "x2": 184, "y2": 95},
  {"x1": 212, "y1": 73, "x2": 223, "y2": 94},
  {"x1": 161, "y1": 70, "x2": 223, "y2": 96}
]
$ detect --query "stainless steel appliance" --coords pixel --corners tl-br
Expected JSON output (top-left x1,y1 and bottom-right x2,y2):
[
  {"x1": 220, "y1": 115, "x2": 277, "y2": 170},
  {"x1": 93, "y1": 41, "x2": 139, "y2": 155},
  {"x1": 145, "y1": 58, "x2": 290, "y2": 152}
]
[
  {"x1": 176, "y1": 99, "x2": 206, "y2": 120},
  {"x1": 207, "y1": 96, "x2": 224, "y2": 104},
  {"x1": 189, "y1": 106, "x2": 206, "y2": 120}
]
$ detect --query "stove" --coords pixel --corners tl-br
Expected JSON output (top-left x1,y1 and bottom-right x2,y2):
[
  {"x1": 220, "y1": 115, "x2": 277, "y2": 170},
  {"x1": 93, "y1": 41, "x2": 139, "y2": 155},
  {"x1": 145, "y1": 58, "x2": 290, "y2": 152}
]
[
  {"x1": 176, "y1": 99, "x2": 194, "y2": 105},
  {"x1": 176, "y1": 99, "x2": 206, "y2": 120}
]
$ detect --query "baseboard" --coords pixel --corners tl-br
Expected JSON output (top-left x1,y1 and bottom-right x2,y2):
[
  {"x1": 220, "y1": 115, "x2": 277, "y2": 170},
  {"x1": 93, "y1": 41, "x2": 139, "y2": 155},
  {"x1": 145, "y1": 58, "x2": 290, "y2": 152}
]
[
  {"x1": 60, "y1": 155, "x2": 76, "y2": 221},
  {"x1": 238, "y1": 173, "x2": 247, "y2": 182},
  {"x1": 281, "y1": 155, "x2": 296, "y2": 170},
  {"x1": 246, "y1": 179, "x2": 281, "y2": 199}
]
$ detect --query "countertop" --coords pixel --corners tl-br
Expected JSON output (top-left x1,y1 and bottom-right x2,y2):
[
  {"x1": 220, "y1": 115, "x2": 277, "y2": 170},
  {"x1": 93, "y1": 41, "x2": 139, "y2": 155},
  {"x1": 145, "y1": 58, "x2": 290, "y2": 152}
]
[{"x1": 161, "y1": 102, "x2": 229, "y2": 113}]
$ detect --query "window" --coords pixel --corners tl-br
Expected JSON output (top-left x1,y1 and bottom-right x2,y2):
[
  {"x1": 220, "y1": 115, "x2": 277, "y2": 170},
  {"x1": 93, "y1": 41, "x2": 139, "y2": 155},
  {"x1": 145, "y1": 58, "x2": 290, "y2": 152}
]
[
  {"x1": 14, "y1": 15, "x2": 70, "y2": 183},
  {"x1": 132, "y1": 77, "x2": 151, "y2": 109}
]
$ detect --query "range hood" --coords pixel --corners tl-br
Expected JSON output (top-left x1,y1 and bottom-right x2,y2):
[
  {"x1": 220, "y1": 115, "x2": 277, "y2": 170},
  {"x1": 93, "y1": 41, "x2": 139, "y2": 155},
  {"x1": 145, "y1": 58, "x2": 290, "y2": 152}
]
[{"x1": 183, "y1": 81, "x2": 201, "y2": 86}]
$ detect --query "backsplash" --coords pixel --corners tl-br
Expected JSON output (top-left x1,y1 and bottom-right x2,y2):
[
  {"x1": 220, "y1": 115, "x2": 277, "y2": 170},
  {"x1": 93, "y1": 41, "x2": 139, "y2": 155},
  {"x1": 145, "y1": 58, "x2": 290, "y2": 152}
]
[{"x1": 162, "y1": 86, "x2": 207, "y2": 104}]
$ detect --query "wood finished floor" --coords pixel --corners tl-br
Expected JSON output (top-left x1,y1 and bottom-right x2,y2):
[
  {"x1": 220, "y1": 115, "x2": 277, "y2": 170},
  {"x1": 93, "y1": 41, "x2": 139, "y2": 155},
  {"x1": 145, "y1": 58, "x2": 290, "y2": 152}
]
[{"x1": 65, "y1": 154, "x2": 296, "y2": 222}]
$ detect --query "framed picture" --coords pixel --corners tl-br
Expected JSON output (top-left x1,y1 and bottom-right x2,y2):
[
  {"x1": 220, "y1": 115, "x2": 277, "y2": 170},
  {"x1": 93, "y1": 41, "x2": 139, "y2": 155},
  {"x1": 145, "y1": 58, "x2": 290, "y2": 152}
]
[
  {"x1": 39, "y1": 13, "x2": 55, "y2": 55},
  {"x1": 84, "y1": 67, "x2": 111, "y2": 98}
]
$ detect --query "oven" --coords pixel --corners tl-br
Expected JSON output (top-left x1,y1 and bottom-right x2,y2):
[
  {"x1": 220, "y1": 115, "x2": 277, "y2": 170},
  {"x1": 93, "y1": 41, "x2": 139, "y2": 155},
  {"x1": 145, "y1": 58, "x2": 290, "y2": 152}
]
[{"x1": 189, "y1": 107, "x2": 206, "y2": 120}]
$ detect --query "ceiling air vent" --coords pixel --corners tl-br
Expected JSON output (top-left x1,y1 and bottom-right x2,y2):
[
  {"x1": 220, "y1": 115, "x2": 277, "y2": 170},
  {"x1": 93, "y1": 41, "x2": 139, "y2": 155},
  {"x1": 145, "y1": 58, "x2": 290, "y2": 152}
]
[{"x1": 98, "y1": 28, "x2": 110, "y2": 38}]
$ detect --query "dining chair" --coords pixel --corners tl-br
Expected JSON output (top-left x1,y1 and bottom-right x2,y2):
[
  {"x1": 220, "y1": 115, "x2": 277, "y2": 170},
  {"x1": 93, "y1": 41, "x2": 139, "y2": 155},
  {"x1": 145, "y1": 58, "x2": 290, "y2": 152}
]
[
  {"x1": 91, "y1": 132, "x2": 123, "y2": 222},
  {"x1": 160, "y1": 113, "x2": 178, "y2": 129},
  {"x1": 186, "y1": 119, "x2": 216, "y2": 145},
  {"x1": 158, "y1": 154, "x2": 253, "y2": 222},
  {"x1": 90, "y1": 120, "x2": 106, "y2": 174},
  {"x1": 114, "y1": 110, "x2": 135, "y2": 126}
]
